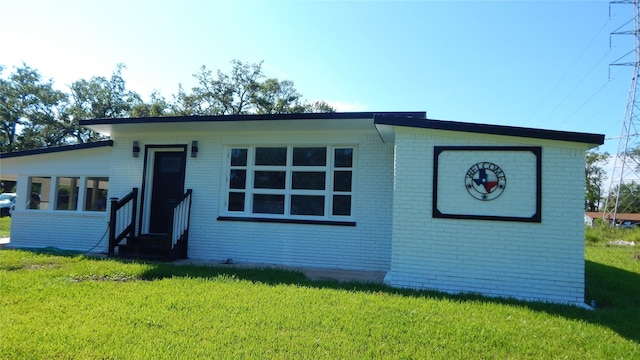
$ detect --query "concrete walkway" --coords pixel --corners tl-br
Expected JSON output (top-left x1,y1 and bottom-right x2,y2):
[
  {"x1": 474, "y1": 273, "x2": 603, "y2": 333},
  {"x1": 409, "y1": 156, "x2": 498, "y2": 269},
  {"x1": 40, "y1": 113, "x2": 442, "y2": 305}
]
[{"x1": 0, "y1": 237, "x2": 9, "y2": 245}]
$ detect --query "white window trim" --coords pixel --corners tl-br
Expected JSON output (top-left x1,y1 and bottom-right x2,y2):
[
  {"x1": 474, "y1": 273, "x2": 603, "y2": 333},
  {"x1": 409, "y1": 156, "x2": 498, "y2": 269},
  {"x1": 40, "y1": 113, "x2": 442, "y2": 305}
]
[{"x1": 221, "y1": 145, "x2": 356, "y2": 222}]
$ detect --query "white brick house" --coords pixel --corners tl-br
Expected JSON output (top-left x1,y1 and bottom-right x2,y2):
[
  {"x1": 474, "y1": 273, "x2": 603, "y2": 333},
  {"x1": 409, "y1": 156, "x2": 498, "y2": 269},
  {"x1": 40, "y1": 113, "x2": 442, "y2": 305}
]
[{"x1": 0, "y1": 112, "x2": 604, "y2": 306}]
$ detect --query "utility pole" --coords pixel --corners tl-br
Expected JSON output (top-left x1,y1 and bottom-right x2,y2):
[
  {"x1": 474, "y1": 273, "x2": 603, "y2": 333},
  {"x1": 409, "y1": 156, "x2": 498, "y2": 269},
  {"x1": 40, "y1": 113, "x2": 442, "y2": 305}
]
[{"x1": 604, "y1": 0, "x2": 640, "y2": 223}]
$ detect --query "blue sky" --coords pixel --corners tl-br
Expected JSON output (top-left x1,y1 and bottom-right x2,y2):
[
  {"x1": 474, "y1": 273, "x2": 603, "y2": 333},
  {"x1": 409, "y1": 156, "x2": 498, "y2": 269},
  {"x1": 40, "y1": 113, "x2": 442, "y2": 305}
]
[{"x1": 1, "y1": 1, "x2": 634, "y2": 155}]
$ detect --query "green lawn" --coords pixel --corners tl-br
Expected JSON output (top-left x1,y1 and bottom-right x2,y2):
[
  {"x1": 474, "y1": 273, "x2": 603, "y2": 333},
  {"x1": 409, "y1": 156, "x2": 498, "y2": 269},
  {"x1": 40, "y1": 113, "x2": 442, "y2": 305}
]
[
  {"x1": 585, "y1": 222, "x2": 640, "y2": 244},
  {"x1": 0, "y1": 215, "x2": 10, "y2": 238},
  {"x1": 1, "y1": 244, "x2": 639, "y2": 359}
]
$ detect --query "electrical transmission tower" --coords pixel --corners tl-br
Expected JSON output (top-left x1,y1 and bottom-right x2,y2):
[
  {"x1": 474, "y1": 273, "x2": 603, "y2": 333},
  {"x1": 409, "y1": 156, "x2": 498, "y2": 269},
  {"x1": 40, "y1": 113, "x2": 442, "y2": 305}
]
[{"x1": 604, "y1": 0, "x2": 640, "y2": 223}]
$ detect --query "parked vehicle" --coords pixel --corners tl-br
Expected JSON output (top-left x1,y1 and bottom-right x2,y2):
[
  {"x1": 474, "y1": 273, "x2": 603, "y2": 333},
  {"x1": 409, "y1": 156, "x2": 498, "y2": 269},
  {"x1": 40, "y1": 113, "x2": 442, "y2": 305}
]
[
  {"x1": 621, "y1": 221, "x2": 636, "y2": 229},
  {"x1": 0, "y1": 193, "x2": 16, "y2": 216}
]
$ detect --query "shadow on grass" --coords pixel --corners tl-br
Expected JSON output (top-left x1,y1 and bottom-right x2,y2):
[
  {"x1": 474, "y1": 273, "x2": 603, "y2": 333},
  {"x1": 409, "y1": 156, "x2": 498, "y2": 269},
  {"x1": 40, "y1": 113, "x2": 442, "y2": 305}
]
[
  {"x1": 112, "y1": 254, "x2": 640, "y2": 344},
  {"x1": 582, "y1": 260, "x2": 640, "y2": 343},
  {"x1": 5, "y1": 247, "x2": 640, "y2": 344}
]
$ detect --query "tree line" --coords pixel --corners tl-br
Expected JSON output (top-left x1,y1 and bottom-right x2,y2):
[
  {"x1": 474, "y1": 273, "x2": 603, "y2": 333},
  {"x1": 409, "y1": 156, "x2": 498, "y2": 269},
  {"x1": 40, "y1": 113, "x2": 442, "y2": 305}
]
[
  {"x1": 586, "y1": 148, "x2": 640, "y2": 214},
  {"x1": 0, "y1": 60, "x2": 334, "y2": 153},
  {"x1": 4, "y1": 60, "x2": 636, "y2": 213}
]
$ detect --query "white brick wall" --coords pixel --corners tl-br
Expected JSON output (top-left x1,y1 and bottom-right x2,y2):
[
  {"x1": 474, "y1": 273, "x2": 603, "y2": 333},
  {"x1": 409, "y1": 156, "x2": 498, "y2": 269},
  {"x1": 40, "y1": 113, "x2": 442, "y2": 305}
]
[
  {"x1": 4, "y1": 147, "x2": 112, "y2": 252},
  {"x1": 3, "y1": 123, "x2": 590, "y2": 306},
  {"x1": 110, "y1": 130, "x2": 393, "y2": 271},
  {"x1": 387, "y1": 127, "x2": 587, "y2": 305},
  {"x1": 9, "y1": 211, "x2": 108, "y2": 251}
]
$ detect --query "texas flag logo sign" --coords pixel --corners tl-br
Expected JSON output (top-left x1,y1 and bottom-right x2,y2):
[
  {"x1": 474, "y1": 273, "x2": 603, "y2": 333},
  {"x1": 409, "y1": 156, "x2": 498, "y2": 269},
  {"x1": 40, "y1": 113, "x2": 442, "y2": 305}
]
[{"x1": 465, "y1": 162, "x2": 507, "y2": 201}]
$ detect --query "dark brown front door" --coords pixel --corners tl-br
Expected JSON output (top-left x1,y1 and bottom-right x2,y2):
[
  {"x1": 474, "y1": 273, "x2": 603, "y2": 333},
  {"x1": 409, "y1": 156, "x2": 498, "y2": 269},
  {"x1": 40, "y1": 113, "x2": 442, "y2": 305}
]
[{"x1": 149, "y1": 151, "x2": 186, "y2": 234}]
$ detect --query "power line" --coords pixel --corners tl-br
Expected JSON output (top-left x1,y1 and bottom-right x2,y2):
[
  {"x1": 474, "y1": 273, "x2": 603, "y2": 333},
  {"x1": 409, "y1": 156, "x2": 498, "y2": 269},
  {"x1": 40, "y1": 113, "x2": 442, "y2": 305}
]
[
  {"x1": 556, "y1": 81, "x2": 610, "y2": 128},
  {"x1": 527, "y1": 15, "x2": 613, "y2": 126},
  {"x1": 539, "y1": 51, "x2": 611, "y2": 126}
]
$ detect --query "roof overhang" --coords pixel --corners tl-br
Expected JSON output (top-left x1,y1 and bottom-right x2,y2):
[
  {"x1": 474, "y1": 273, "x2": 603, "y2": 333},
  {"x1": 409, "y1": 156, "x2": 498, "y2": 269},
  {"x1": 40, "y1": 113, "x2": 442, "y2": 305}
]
[
  {"x1": 374, "y1": 115, "x2": 605, "y2": 146},
  {"x1": 0, "y1": 140, "x2": 114, "y2": 159},
  {"x1": 80, "y1": 112, "x2": 428, "y2": 136},
  {"x1": 0, "y1": 140, "x2": 114, "y2": 179}
]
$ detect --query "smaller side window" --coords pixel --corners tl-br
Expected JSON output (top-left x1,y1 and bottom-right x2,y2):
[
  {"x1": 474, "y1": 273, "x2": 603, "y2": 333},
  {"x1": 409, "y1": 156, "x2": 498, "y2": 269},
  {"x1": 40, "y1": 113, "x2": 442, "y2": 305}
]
[
  {"x1": 56, "y1": 177, "x2": 80, "y2": 211},
  {"x1": 228, "y1": 148, "x2": 248, "y2": 212},
  {"x1": 25, "y1": 176, "x2": 109, "y2": 212},
  {"x1": 84, "y1": 177, "x2": 109, "y2": 211},
  {"x1": 27, "y1": 176, "x2": 51, "y2": 210},
  {"x1": 332, "y1": 148, "x2": 353, "y2": 216}
]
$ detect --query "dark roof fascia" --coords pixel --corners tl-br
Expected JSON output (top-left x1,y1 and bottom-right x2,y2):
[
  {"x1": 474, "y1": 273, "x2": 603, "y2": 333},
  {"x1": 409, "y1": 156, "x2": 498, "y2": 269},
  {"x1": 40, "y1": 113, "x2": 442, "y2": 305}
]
[
  {"x1": 0, "y1": 140, "x2": 114, "y2": 159},
  {"x1": 374, "y1": 115, "x2": 605, "y2": 145},
  {"x1": 79, "y1": 111, "x2": 427, "y2": 126}
]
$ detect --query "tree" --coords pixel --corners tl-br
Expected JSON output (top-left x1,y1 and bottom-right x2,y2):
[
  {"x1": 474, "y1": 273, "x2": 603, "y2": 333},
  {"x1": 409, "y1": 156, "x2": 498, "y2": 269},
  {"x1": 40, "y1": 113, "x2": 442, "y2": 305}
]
[
  {"x1": 64, "y1": 64, "x2": 143, "y2": 143},
  {"x1": 1, "y1": 60, "x2": 335, "y2": 152},
  {"x1": 171, "y1": 84, "x2": 204, "y2": 116},
  {"x1": 0, "y1": 64, "x2": 68, "y2": 152},
  {"x1": 602, "y1": 145, "x2": 640, "y2": 215},
  {"x1": 253, "y1": 78, "x2": 302, "y2": 114},
  {"x1": 173, "y1": 60, "x2": 334, "y2": 116},
  {"x1": 174, "y1": 60, "x2": 263, "y2": 115},
  {"x1": 585, "y1": 149, "x2": 610, "y2": 211},
  {"x1": 626, "y1": 146, "x2": 640, "y2": 172},
  {"x1": 298, "y1": 100, "x2": 335, "y2": 113},
  {"x1": 130, "y1": 91, "x2": 170, "y2": 117},
  {"x1": 605, "y1": 181, "x2": 640, "y2": 214}
]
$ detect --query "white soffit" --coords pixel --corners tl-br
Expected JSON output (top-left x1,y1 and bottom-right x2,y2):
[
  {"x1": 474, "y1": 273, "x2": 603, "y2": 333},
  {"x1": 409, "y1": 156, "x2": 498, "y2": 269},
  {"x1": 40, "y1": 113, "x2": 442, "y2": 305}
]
[{"x1": 85, "y1": 118, "x2": 376, "y2": 137}]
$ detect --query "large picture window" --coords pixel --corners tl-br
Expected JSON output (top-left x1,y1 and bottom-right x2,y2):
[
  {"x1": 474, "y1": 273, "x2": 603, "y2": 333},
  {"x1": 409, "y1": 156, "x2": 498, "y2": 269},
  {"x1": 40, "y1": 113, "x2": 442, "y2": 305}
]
[{"x1": 224, "y1": 146, "x2": 355, "y2": 222}]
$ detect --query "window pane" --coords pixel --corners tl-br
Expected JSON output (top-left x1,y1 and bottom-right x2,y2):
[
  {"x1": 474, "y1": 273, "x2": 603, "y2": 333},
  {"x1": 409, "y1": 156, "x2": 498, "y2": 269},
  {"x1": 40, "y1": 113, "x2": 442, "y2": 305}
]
[
  {"x1": 293, "y1": 147, "x2": 326, "y2": 166},
  {"x1": 255, "y1": 147, "x2": 287, "y2": 166},
  {"x1": 254, "y1": 171, "x2": 286, "y2": 189},
  {"x1": 231, "y1": 148, "x2": 248, "y2": 166},
  {"x1": 228, "y1": 192, "x2": 245, "y2": 211},
  {"x1": 291, "y1": 195, "x2": 325, "y2": 216},
  {"x1": 27, "y1": 177, "x2": 50, "y2": 210},
  {"x1": 334, "y1": 148, "x2": 353, "y2": 168},
  {"x1": 56, "y1": 177, "x2": 80, "y2": 211},
  {"x1": 230, "y1": 170, "x2": 246, "y2": 189},
  {"x1": 160, "y1": 155, "x2": 182, "y2": 173},
  {"x1": 292, "y1": 171, "x2": 326, "y2": 190},
  {"x1": 253, "y1": 194, "x2": 285, "y2": 214},
  {"x1": 85, "y1": 177, "x2": 109, "y2": 211},
  {"x1": 333, "y1": 171, "x2": 352, "y2": 192},
  {"x1": 333, "y1": 195, "x2": 351, "y2": 216}
]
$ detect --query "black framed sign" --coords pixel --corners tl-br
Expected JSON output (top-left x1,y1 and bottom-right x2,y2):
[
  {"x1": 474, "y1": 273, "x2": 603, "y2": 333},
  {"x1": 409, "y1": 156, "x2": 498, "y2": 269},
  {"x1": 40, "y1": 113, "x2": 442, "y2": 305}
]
[{"x1": 433, "y1": 146, "x2": 542, "y2": 222}]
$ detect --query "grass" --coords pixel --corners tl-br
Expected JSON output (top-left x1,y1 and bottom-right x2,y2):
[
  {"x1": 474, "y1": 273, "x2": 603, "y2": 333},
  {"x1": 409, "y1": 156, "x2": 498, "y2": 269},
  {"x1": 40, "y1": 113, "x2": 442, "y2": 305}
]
[
  {"x1": 1, "y1": 244, "x2": 639, "y2": 359},
  {"x1": 0, "y1": 215, "x2": 9, "y2": 238},
  {"x1": 586, "y1": 222, "x2": 640, "y2": 245}
]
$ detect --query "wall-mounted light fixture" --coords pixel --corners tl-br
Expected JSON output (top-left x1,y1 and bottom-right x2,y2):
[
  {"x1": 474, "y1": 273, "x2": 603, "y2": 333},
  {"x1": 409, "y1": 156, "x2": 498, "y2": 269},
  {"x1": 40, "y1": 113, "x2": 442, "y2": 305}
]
[
  {"x1": 132, "y1": 141, "x2": 140, "y2": 158},
  {"x1": 191, "y1": 141, "x2": 199, "y2": 158}
]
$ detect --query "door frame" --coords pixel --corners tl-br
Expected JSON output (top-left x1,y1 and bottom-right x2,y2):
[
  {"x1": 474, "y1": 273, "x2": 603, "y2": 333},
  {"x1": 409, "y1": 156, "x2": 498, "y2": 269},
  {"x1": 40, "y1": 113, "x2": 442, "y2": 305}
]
[{"x1": 139, "y1": 145, "x2": 188, "y2": 235}]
